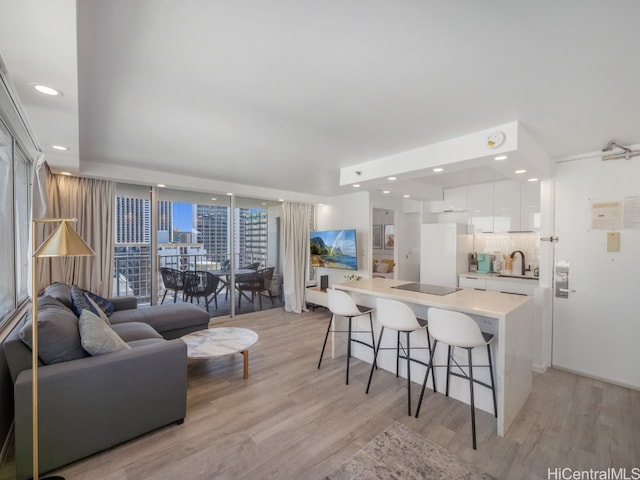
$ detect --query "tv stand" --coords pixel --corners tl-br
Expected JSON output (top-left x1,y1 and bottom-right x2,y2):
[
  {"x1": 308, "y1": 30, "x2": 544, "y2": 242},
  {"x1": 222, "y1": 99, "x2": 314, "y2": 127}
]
[{"x1": 305, "y1": 286, "x2": 328, "y2": 310}]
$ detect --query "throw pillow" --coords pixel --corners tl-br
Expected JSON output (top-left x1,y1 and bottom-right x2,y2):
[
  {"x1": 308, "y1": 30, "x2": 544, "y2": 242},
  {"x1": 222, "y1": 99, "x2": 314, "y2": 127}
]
[
  {"x1": 70, "y1": 285, "x2": 100, "y2": 318},
  {"x1": 43, "y1": 282, "x2": 72, "y2": 308},
  {"x1": 374, "y1": 262, "x2": 389, "y2": 273},
  {"x1": 87, "y1": 296, "x2": 111, "y2": 325},
  {"x1": 82, "y1": 289, "x2": 115, "y2": 316},
  {"x1": 19, "y1": 296, "x2": 89, "y2": 364},
  {"x1": 78, "y1": 309, "x2": 131, "y2": 356}
]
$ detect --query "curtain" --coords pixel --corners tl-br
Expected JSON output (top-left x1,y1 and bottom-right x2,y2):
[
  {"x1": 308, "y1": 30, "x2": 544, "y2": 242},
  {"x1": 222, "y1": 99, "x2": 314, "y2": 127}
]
[
  {"x1": 46, "y1": 174, "x2": 116, "y2": 296},
  {"x1": 282, "y1": 201, "x2": 311, "y2": 313}
]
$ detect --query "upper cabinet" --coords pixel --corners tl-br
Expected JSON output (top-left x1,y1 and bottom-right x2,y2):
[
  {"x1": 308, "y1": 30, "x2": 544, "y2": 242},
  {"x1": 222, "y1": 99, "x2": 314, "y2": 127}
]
[
  {"x1": 429, "y1": 185, "x2": 467, "y2": 213},
  {"x1": 520, "y1": 181, "x2": 541, "y2": 232},
  {"x1": 467, "y1": 183, "x2": 494, "y2": 233},
  {"x1": 493, "y1": 180, "x2": 521, "y2": 232}
]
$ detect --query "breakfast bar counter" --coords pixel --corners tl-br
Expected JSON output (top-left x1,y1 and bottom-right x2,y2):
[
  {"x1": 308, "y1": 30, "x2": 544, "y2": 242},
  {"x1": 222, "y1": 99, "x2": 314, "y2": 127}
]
[{"x1": 333, "y1": 277, "x2": 533, "y2": 437}]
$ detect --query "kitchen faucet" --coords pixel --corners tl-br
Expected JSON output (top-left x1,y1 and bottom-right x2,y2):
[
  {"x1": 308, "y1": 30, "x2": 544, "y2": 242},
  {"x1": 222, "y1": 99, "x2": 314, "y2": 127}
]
[{"x1": 510, "y1": 250, "x2": 525, "y2": 276}]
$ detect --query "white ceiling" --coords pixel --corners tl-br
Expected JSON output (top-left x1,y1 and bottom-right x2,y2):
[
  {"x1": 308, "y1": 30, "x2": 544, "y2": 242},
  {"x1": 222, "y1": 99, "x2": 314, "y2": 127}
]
[{"x1": 1, "y1": 0, "x2": 639, "y2": 202}]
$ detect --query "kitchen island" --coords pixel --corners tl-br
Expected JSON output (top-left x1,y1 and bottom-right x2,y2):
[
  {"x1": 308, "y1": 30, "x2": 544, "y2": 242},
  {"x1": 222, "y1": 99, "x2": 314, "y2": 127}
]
[{"x1": 333, "y1": 277, "x2": 533, "y2": 436}]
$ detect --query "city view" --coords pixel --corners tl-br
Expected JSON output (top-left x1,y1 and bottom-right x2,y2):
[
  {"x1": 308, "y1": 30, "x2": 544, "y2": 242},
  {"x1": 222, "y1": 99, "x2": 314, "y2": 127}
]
[{"x1": 114, "y1": 196, "x2": 268, "y2": 303}]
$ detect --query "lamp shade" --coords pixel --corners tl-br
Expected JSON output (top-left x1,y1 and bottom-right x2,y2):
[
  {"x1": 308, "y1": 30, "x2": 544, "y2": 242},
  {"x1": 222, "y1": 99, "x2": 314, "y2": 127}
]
[{"x1": 34, "y1": 220, "x2": 95, "y2": 258}]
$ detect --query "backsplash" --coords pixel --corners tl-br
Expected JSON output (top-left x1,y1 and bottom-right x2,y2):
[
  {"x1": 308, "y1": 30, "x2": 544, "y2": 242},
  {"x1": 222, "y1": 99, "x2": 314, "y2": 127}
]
[{"x1": 472, "y1": 233, "x2": 540, "y2": 272}]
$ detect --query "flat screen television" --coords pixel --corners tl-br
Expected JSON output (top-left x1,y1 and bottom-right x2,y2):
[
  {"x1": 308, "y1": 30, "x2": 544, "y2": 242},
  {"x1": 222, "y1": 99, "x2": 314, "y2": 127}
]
[{"x1": 310, "y1": 229, "x2": 358, "y2": 270}]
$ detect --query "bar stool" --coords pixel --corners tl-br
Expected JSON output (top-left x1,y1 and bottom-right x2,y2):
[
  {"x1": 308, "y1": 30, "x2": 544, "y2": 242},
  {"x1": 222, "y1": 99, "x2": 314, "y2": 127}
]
[
  {"x1": 317, "y1": 289, "x2": 376, "y2": 385},
  {"x1": 415, "y1": 307, "x2": 497, "y2": 450},
  {"x1": 366, "y1": 298, "x2": 436, "y2": 416}
]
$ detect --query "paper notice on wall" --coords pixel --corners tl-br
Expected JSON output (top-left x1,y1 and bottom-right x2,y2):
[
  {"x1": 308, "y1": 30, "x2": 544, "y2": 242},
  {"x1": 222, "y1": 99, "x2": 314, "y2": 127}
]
[
  {"x1": 623, "y1": 196, "x2": 640, "y2": 229},
  {"x1": 590, "y1": 200, "x2": 623, "y2": 230}
]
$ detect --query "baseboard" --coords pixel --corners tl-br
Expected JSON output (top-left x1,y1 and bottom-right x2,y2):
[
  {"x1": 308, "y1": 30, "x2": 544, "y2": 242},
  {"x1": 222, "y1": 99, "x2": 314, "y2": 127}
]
[
  {"x1": 552, "y1": 365, "x2": 640, "y2": 392},
  {"x1": 532, "y1": 363, "x2": 548, "y2": 374}
]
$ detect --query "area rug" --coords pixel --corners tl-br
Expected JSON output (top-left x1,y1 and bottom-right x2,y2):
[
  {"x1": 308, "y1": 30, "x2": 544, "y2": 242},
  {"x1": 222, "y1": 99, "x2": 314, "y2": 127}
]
[{"x1": 325, "y1": 422, "x2": 495, "y2": 480}]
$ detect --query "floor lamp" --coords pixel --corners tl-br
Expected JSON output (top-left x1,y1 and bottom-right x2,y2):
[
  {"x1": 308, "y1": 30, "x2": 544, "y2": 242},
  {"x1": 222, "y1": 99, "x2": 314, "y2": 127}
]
[{"x1": 31, "y1": 218, "x2": 95, "y2": 480}]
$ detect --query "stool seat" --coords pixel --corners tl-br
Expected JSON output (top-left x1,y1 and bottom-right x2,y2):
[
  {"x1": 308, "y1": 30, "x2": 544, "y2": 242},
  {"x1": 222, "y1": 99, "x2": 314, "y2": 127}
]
[
  {"x1": 366, "y1": 298, "x2": 435, "y2": 416},
  {"x1": 415, "y1": 307, "x2": 497, "y2": 450},
  {"x1": 317, "y1": 289, "x2": 376, "y2": 385}
]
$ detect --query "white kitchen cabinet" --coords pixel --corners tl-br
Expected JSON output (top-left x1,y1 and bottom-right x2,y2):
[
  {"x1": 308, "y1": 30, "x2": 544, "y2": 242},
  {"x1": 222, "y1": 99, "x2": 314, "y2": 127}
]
[
  {"x1": 429, "y1": 186, "x2": 468, "y2": 213},
  {"x1": 459, "y1": 275, "x2": 487, "y2": 290},
  {"x1": 486, "y1": 278, "x2": 537, "y2": 296},
  {"x1": 520, "y1": 181, "x2": 541, "y2": 232},
  {"x1": 467, "y1": 183, "x2": 493, "y2": 233},
  {"x1": 493, "y1": 180, "x2": 521, "y2": 232}
]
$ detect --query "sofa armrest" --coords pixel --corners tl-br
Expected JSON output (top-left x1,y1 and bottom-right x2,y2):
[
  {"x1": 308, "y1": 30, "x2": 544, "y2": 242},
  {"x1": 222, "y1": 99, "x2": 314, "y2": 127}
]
[
  {"x1": 13, "y1": 339, "x2": 187, "y2": 480},
  {"x1": 109, "y1": 296, "x2": 138, "y2": 311}
]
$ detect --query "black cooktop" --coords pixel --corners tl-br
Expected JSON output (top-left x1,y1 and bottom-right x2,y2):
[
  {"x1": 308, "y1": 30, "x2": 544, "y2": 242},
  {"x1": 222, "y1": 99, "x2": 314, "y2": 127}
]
[{"x1": 391, "y1": 283, "x2": 460, "y2": 296}]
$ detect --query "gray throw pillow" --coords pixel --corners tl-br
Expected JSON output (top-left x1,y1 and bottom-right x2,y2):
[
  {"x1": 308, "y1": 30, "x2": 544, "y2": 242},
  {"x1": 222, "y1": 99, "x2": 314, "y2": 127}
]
[
  {"x1": 79, "y1": 310, "x2": 130, "y2": 356},
  {"x1": 19, "y1": 296, "x2": 89, "y2": 364},
  {"x1": 87, "y1": 296, "x2": 111, "y2": 325}
]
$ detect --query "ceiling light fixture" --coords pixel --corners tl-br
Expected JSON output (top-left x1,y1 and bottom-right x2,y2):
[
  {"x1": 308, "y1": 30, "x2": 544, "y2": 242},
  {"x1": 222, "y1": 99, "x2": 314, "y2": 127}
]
[
  {"x1": 31, "y1": 84, "x2": 63, "y2": 96},
  {"x1": 388, "y1": 177, "x2": 397, "y2": 181},
  {"x1": 433, "y1": 167, "x2": 444, "y2": 172},
  {"x1": 382, "y1": 190, "x2": 390, "y2": 194},
  {"x1": 52, "y1": 145, "x2": 69, "y2": 151},
  {"x1": 278, "y1": 198, "x2": 284, "y2": 202},
  {"x1": 211, "y1": 197, "x2": 217, "y2": 201},
  {"x1": 494, "y1": 155, "x2": 508, "y2": 161},
  {"x1": 515, "y1": 169, "x2": 527, "y2": 174},
  {"x1": 353, "y1": 184, "x2": 360, "y2": 188},
  {"x1": 157, "y1": 184, "x2": 166, "y2": 188},
  {"x1": 227, "y1": 193, "x2": 233, "y2": 196},
  {"x1": 403, "y1": 194, "x2": 410, "y2": 198},
  {"x1": 527, "y1": 178, "x2": 539, "y2": 182}
]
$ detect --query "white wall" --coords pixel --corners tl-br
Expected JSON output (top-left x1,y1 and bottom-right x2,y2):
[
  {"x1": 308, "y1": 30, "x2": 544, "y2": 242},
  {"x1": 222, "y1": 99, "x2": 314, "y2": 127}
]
[{"x1": 316, "y1": 191, "x2": 370, "y2": 287}]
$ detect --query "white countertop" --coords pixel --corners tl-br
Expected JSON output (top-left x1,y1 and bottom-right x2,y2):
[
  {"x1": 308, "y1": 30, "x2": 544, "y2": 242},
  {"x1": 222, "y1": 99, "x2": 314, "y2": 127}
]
[{"x1": 335, "y1": 277, "x2": 531, "y2": 318}]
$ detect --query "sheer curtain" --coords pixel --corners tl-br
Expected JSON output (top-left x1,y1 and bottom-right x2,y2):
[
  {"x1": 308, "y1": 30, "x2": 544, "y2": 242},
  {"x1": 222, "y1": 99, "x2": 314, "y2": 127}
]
[
  {"x1": 282, "y1": 201, "x2": 311, "y2": 313},
  {"x1": 45, "y1": 173, "x2": 116, "y2": 296}
]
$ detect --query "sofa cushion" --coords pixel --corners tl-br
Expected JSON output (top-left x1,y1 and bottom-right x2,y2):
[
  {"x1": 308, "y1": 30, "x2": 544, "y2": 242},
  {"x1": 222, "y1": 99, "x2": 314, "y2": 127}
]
[
  {"x1": 79, "y1": 310, "x2": 131, "y2": 356},
  {"x1": 43, "y1": 282, "x2": 72, "y2": 309},
  {"x1": 87, "y1": 296, "x2": 111, "y2": 325},
  {"x1": 70, "y1": 285, "x2": 100, "y2": 318},
  {"x1": 18, "y1": 296, "x2": 89, "y2": 365},
  {"x1": 111, "y1": 322, "x2": 163, "y2": 342},
  {"x1": 83, "y1": 289, "x2": 115, "y2": 316},
  {"x1": 109, "y1": 302, "x2": 209, "y2": 339}
]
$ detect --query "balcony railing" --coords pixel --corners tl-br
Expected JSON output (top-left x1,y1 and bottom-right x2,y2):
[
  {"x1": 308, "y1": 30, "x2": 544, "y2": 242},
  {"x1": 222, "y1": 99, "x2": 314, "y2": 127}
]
[{"x1": 112, "y1": 250, "x2": 267, "y2": 305}]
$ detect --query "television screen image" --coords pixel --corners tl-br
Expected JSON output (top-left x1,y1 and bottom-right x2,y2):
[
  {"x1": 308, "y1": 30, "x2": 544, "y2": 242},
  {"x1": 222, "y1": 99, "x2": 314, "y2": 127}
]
[{"x1": 310, "y1": 229, "x2": 358, "y2": 270}]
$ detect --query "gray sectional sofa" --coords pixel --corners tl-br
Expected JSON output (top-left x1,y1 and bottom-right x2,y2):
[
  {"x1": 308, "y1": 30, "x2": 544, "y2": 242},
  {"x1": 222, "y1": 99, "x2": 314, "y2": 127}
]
[{"x1": 3, "y1": 283, "x2": 210, "y2": 480}]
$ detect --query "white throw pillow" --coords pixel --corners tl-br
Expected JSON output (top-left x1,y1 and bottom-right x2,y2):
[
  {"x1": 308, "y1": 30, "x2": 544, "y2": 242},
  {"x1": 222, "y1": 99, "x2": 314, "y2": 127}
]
[{"x1": 79, "y1": 309, "x2": 130, "y2": 356}]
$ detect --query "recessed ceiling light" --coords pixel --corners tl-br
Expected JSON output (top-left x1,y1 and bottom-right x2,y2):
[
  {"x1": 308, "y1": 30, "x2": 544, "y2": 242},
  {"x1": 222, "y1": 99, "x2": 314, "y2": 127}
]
[
  {"x1": 60, "y1": 171, "x2": 72, "y2": 176},
  {"x1": 527, "y1": 177, "x2": 539, "y2": 182},
  {"x1": 227, "y1": 193, "x2": 233, "y2": 196},
  {"x1": 278, "y1": 198, "x2": 284, "y2": 202},
  {"x1": 494, "y1": 155, "x2": 508, "y2": 161},
  {"x1": 433, "y1": 167, "x2": 444, "y2": 172},
  {"x1": 261, "y1": 202, "x2": 267, "y2": 206},
  {"x1": 211, "y1": 197, "x2": 217, "y2": 201},
  {"x1": 353, "y1": 184, "x2": 360, "y2": 188},
  {"x1": 32, "y1": 84, "x2": 63, "y2": 96},
  {"x1": 382, "y1": 190, "x2": 390, "y2": 194},
  {"x1": 52, "y1": 145, "x2": 69, "y2": 151},
  {"x1": 403, "y1": 194, "x2": 410, "y2": 198},
  {"x1": 515, "y1": 169, "x2": 527, "y2": 174},
  {"x1": 388, "y1": 177, "x2": 397, "y2": 181}
]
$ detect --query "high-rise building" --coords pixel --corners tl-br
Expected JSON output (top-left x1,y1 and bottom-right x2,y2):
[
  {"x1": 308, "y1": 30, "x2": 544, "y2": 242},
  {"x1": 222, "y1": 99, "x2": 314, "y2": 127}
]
[
  {"x1": 115, "y1": 197, "x2": 150, "y2": 244},
  {"x1": 196, "y1": 204, "x2": 230, "y2": 266},
  {"x1": 239, "y1": 209, "x2": 267, "y2": 267}
]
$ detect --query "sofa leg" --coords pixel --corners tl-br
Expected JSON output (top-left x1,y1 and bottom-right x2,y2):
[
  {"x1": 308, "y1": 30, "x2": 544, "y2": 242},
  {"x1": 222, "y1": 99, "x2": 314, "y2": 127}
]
[{"x1": 176, "y1": 419, "x2": 184, "y2": 425}]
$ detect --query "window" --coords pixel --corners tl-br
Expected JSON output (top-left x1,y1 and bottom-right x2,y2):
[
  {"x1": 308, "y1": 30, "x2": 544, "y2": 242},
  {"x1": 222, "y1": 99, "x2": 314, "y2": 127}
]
[{"x1": 0, "y1": 119, "x2": 32, "y2": 326}]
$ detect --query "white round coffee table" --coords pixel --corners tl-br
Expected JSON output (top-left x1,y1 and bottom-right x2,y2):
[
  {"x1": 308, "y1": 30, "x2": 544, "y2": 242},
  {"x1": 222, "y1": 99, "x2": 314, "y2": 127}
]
[{"x1": 181, "y1": 327, "x2": 259, "y2": 379}]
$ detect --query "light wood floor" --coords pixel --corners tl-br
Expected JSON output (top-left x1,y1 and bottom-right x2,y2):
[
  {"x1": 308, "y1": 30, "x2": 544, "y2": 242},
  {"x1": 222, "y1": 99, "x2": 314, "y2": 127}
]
[{"x1": 6, "y1": 308, "x2": 640, "y2": 479}]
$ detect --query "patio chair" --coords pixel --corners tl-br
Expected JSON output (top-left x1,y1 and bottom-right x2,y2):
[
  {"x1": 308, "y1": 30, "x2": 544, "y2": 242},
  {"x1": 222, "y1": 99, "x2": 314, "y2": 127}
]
[
  {"x1": 236, "y1": 267, "x2": 275, "y2": 310},
  {"x1": 159, "y1": 267, "x2": 186, "y2": 304},
  {"x1": 184, "y1": 271, "x2": 220, "y2": 312}
]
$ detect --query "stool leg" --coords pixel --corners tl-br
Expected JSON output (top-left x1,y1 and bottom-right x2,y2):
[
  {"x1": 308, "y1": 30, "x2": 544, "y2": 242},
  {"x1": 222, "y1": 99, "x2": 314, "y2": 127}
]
[
  {"x1": 487, "y1": 343, "x2": 497, "y2": 417},
  {"x1": 366, "y1": 327, "x2": 385, "y2": 394},
  {"x1": 317, "y1": 314, "x2": 334, "y2": 369},
  {"x1": 369, "y1": 312, "x2": 377, "y2": 369},
  {"x1": 406, "y1": 331, "x2": 412, "y2": 416},
  {"x1": 346, "y1": 316, "x2": 353, "y2": 385},
  {"x1": 415, "y1": 339, "x2": 438, "y2": 418},
  {"x1": 468, "y1": 348, "x2": 477, "y2": 450},
  {"x1": 426, "y1": 326, "x2": 436, "y2": 393},
  {"x1": 445, "y1": 345, "x2": 452, "y2": 397},
  {"x1": 395, "y1": 330, "x2": 400, "y2": 377}
]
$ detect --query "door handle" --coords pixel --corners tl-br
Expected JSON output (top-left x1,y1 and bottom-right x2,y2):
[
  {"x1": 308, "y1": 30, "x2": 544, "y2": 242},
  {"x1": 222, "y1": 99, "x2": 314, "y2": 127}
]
[{"x1": 558, "y1": 288, "x2": 576, "y2": 293}]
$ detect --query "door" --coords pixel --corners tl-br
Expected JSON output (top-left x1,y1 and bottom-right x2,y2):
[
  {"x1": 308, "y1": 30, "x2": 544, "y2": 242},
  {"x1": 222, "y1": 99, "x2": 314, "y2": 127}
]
[{"x1": 552, "y1": 157, "x2": 640, "y2": 388}]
